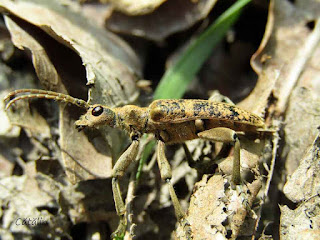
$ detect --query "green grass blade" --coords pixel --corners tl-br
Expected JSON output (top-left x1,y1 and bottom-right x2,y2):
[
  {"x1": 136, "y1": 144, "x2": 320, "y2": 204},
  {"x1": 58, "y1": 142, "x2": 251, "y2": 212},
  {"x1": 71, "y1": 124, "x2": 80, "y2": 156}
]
[
  {"x1": 154, "y1": 0, "x2": 252, "y2": 99},
  {"x1": 136, "y1": 139, "x2": 156, "y2": 183}
]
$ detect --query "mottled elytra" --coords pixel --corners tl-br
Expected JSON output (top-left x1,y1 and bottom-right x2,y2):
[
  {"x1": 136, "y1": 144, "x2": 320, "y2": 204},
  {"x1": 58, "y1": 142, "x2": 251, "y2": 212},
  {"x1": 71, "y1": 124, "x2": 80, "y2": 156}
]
[{"x1": 4, "y1": 89, "x2": 266, "y2": 239}]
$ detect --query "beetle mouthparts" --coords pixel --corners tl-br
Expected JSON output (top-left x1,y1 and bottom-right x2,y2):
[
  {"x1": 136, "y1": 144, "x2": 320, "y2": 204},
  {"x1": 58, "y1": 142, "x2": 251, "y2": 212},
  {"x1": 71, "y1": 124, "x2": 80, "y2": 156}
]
[{"x1": 75, "y1": 124, "x2": 86, "y2": 132}]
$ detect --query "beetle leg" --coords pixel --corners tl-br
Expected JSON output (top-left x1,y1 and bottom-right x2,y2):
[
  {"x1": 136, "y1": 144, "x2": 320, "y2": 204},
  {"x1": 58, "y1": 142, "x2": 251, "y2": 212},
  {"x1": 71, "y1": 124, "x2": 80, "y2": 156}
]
[
  {"x1": 111, "y1": 139, "x2": 140, "y2": 238},
  {"x1": 198, "y1": 127, "x2": 241, "y2": 186},
  {"x1": 157, "y1": 140, "x2": 192, "y2": 239},
  {"x1": 182, "y1": 143, "x2": 196, "y2": 168},
  {"x1": 183, "y1": 142, "x2": 226, "y2": 175},
  {"x1": 157, "y1": 140, "x2": 184, "y2": 219}
]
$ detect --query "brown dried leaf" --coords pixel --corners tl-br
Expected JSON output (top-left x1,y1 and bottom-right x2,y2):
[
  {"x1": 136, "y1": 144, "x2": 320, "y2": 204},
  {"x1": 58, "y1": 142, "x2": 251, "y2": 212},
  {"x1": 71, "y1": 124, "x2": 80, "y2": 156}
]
[
  {"x1": 59, "y1": 105, "x2": 113, "y2": 183},
  {"x1": 280, "y1": 134, "x2": 320, "y2": 239},
  {"x1": 177, "y1": 175, "x2": 227, "y2": 239},
  {"x1": 0, "y1": 154, "x2": 14, "y2": 178},
  {"x1": 107, "y1": 0, "x2": 167, "y2": 15},
  {"x1": 60, "y1": 179, "x2": 115, "y2": 224},
  {"x1": 282, "y1": 87, "x2": 320, "y2": 175},
  {"x1": 105, "y1": 0, "x2": 218, "y2": 41},
  {"x1": 280, "y1": 134, "x2": 319, "y2": 240},
  {"x1": 1, "y1": 0, "x2": 141, "y2": 104},
  {"x1": 81, "y1": 4, "x2": 113, "y2": 28},
  {"x1": 176, "y1": 174, "x2": 262, "y2": 240},
  {"x1": 283, "y1": 133, "x2": 320, "y2": 203},
  {"x1": 240, "y1": 0, "x2": 320, "y2": 175},
  {"x1": 217, "y1": 137, "x2": 265, "y2": 180},
  {"x1": 3, "y1": 16, "x2": 64, "y2": 92},
  {"x1": 280, "y1": 202, "x2": 320, "y2": 240}
]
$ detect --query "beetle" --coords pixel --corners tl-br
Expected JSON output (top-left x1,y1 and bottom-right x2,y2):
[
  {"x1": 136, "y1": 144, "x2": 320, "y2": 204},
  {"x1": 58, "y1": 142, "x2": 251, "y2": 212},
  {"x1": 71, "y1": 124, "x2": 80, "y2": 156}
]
[{"x1": 4, "y1": 89, "x2": 265, "y2": 238}]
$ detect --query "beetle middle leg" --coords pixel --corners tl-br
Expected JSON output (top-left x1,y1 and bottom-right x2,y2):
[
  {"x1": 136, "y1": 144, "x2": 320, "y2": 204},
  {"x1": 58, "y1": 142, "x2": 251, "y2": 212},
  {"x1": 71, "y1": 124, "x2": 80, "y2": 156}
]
[
  {"x1": 157, "y1": 140, "x2": 192, "y2": 239},
  {"x1": 197, "y1": 127, "x2": 241, "y2": 186},
  {"x1": 111, "y1": 137, "x2": 140, "y2": 238}
]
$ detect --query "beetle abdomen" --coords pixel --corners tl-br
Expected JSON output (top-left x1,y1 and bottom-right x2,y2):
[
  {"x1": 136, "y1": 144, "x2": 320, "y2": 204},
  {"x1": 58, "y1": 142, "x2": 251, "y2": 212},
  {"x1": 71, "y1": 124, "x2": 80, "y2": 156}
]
[{"x1": 149, "y1": 99, "x2": 264, "y2": 128}]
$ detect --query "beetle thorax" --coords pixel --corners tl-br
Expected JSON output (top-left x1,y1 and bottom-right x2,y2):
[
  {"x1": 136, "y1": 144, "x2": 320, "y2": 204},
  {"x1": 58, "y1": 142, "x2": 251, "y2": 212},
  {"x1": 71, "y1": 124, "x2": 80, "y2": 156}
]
[{"x1": 115, "y1": 105, "x2": 149, "y2": 134}]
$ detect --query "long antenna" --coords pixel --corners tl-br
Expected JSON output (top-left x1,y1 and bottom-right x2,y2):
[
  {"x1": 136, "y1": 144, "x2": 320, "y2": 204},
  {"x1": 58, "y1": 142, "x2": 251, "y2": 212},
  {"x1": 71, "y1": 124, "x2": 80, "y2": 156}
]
[{"x1": 4, "y1": 89, "x2": 90, "y2": 110}]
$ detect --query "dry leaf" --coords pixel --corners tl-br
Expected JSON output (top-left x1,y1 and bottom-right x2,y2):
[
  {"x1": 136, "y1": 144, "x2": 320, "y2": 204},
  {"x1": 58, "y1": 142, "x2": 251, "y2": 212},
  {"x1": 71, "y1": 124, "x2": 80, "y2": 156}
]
[
  {"x1": 105, "y1": 0, "x2": 218, "y2": 41},
  {"x1": 176, "y1": 175, "x2": 227, "y2": 239},
  {"x1": 239, "y1": 0, "x2": 320, "y2": 116},
  {"x1": 280, "y1": 134, "x2": 320, "y2": 239},
  {"x1": 107, "y1": 0, "x2": 167, "y2": 15},
  {"x1": 283, "y1": 133, "x2": 320, "y2": 204},
  {"x1": 176, "y1": 174, "x2": 262, "y2": 240},
  {"x1": 282, "y1": 87, "x2": 320, "y2": 175},
  {"x1": 60, "y1": 179, "x2": 115, "y2": 223}
]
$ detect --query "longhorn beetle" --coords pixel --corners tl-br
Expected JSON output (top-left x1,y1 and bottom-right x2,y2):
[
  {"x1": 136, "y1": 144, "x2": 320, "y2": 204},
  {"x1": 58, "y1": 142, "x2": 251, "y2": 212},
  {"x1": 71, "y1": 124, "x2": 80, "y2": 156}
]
[{"x1": 4, "y1": 89, "x2": 266, "y2": 238}]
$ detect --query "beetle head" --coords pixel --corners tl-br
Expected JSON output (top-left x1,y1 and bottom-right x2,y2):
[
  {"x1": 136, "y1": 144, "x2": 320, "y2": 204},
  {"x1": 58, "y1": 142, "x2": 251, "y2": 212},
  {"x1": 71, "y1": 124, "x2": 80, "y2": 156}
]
[{"x1": 75, "y1": 104, "x2": 116, "y2": 131}]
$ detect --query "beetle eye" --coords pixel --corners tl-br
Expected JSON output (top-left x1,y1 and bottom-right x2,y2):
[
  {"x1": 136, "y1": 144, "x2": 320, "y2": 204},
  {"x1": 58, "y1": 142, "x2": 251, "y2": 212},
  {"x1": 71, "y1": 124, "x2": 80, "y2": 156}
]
[{"x1": 92, "y1": 106, "x2": 103, "y2": 116}]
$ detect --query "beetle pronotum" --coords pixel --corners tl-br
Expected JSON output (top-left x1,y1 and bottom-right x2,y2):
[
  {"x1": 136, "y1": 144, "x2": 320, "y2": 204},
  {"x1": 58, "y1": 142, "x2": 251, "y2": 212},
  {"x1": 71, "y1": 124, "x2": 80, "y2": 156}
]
[{"x1": 4, "y1": 89, "x2": 265, "y2": 238}]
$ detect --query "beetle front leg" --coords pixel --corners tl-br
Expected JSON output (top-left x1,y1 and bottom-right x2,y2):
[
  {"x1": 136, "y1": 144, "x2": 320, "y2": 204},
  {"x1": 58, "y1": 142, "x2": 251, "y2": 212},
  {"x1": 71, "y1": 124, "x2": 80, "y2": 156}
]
[
  {"x1": 198, "y1": 127, "x2": 241, "y2": 186},
  {"x1": 111, "y1": 139, "x2": 140, "y2": 239},
  {"x1": 157, "y1": 140, "x2": 192, "y2": 239}
]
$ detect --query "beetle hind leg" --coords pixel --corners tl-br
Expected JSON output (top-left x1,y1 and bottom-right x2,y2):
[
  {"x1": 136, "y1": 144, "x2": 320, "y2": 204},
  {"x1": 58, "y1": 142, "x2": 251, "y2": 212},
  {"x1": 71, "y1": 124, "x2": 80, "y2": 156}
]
[
  {"x1": 198, "y1": 127, "x2": 241, "y2": 186},
  {"x1": 198, "y1": 128, "x2": 254, "y2": 213}
]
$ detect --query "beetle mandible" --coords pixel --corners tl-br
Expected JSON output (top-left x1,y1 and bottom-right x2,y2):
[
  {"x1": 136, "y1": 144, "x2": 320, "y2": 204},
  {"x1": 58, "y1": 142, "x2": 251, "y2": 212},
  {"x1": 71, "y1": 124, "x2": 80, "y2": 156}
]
[{"x1": 4, "y1": 89, "x2": 265, "y2": 238}]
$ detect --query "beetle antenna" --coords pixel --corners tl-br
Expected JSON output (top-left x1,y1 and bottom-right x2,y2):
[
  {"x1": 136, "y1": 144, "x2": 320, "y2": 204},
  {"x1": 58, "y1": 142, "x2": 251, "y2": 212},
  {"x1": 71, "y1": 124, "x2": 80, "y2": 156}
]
[{"x1": 4, "y1": 89, "x2": 90, "y2": 110}]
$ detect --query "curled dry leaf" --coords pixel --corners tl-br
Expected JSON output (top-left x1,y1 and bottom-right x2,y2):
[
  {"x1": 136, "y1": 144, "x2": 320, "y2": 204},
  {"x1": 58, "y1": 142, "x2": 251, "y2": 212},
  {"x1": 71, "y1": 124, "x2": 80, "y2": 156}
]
[
  {"x1": 107, "y1": 0, "x2": 167, "y2": 16},
  {"x1": 0, "y1": 0, "x2": 141, "y2": 182},
  {"x1": 105, "y1": 0, "x2": 218, "y2": 41}
]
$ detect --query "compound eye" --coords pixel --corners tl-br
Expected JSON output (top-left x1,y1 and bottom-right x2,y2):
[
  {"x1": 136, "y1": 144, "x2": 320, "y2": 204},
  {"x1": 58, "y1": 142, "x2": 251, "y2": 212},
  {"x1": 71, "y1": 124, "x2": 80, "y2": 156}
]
[{"x1": 92, "y1": 106, "x2": 103, "y2": 116}]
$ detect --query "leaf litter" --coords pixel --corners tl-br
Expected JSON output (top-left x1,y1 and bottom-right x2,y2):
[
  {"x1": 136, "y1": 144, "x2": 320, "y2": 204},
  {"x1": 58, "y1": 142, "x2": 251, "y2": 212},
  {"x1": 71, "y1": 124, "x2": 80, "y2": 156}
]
[{"x1": 0, "y1": 0, "x2": 319, "y2": 239}]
